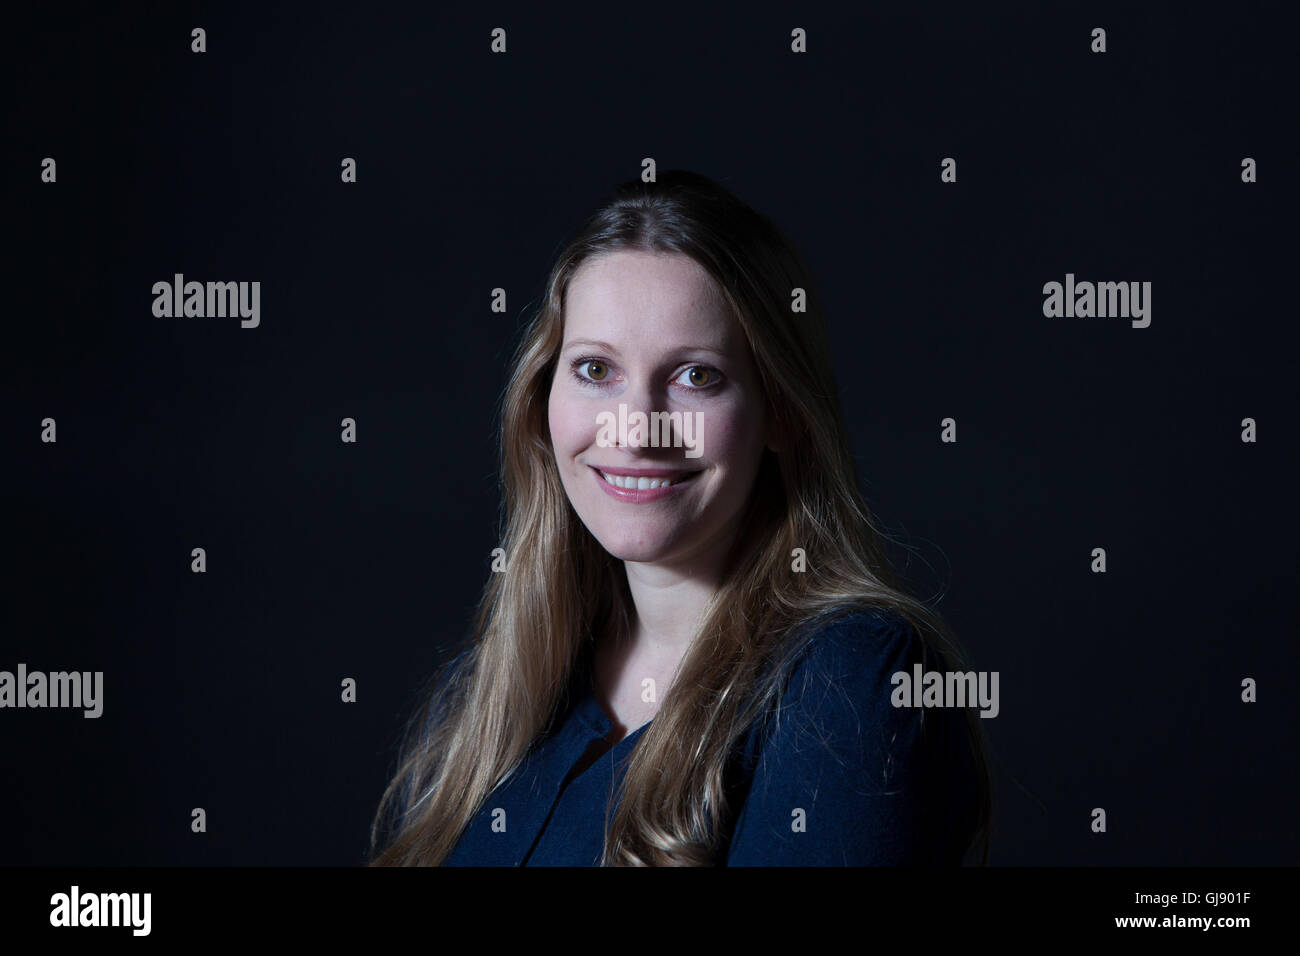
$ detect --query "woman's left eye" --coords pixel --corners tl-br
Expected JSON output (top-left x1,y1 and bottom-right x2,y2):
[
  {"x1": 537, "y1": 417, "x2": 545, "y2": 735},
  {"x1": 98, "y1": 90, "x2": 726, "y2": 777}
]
[{"x1": 674, "y1": 366, "x2": 721, "y2": 388}]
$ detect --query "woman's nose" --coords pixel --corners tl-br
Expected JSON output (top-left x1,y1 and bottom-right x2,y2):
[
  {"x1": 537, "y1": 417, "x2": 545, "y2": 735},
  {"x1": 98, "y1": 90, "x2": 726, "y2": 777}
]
[{"x1": 606, "y1": 381, "x2": 666, "y2": 449}]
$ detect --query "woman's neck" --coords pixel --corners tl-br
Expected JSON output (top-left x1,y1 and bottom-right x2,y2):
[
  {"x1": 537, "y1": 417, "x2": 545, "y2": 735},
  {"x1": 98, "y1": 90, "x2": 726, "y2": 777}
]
[{"x1": 619, "y1": 515, "x2": 739, "y2": 656}]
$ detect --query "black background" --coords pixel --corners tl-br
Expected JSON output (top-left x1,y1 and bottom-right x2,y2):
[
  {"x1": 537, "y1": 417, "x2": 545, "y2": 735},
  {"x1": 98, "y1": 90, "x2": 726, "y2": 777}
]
[{"x1": 3, "y1": 0, "x2": 1296, "y2": 866}]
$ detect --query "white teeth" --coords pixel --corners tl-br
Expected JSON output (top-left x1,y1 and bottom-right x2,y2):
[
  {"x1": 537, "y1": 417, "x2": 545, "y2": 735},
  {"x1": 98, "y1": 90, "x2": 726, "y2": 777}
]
[{"x1": 598, "y1": 470, "x2": 690, "y2": 491}]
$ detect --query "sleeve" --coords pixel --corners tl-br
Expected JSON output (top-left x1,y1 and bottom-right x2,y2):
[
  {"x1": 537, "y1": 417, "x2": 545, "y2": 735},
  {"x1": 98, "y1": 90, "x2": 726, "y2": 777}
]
[{"x1": 723, "y1": 611, "x2": 978, "y2": 866}]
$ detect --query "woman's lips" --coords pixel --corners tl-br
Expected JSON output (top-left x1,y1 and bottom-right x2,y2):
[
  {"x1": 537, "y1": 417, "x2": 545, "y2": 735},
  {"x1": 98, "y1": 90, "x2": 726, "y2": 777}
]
[{"x1": 589, "y1": 465, "x2": 702, "y2": 502}]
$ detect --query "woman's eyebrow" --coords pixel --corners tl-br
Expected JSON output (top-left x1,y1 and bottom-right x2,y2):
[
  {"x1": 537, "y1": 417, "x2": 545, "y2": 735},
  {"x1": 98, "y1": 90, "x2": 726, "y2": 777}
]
[
  {"x1": 561, "y1": 338, "x2": 730, "y2": 358},
  {"x1": 562, "y1": 338, "x2": 620, "y2": 355}
]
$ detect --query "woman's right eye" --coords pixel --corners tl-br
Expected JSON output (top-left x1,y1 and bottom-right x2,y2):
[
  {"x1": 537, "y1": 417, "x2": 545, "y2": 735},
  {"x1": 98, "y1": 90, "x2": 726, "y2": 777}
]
[{"x1": 570, "y1": 358, "x2": 612, "y2": 385}]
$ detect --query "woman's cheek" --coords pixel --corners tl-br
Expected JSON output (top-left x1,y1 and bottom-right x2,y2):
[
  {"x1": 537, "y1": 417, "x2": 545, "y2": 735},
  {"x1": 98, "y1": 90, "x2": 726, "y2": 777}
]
[
  {"x1": 699, "y1": 409, "x2": 744, "y2": 463},
  {"x1": 563, "y1": 403, "x2": 597, "y2": 455},
  {"x1": 547, "y1": 393, "x2": 583, "y2": 454}
]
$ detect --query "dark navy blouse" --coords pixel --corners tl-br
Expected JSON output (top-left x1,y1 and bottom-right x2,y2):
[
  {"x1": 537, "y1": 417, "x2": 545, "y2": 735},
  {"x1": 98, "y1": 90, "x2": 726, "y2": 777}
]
[{"x1": 420, "y1": 607, "x2": 980, "y2": 866}]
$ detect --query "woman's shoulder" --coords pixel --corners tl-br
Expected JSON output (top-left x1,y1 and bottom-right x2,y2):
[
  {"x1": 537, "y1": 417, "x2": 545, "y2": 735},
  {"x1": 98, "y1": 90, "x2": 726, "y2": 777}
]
[
  {"x1": 782, "y1": 605, "x2": 931, "y2": 692},
  {"x1": 726, "y1": 605, "x2": 982, "y2": 864},
  {"x1": 755, "y1": 603, "x2": 968, "y2": 765}
]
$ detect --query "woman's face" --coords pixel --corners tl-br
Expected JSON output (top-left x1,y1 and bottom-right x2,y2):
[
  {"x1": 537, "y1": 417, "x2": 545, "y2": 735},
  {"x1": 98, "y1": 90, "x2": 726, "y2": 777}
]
[{"x1": 547, "y1": 249, "x2": 771, "y2": 569}]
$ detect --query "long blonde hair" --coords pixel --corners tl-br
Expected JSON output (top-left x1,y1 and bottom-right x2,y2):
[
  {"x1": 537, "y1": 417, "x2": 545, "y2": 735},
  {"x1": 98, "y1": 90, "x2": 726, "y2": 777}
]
[{"x1": 369, "y1": 170, "x2": 992, "y2": 866}]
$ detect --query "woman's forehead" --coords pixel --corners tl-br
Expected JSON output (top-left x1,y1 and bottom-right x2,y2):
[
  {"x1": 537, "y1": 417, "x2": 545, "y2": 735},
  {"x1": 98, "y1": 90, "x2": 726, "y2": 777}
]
[{"x1": 563, "y1": 252, "x2": 739, "y2": 352}]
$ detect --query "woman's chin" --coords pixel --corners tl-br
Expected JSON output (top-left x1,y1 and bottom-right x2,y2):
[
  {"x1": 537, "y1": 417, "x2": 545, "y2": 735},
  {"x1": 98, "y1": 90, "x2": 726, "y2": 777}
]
[{"x1": 591, "y1": 531, "x2": 684, "y2": 565}]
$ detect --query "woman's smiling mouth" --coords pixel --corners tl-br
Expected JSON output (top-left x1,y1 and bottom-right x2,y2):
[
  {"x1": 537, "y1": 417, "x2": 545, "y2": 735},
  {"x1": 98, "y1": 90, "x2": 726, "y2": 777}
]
[{"x1": 589, "y1": 465, "x2": 702, "y2": 501}]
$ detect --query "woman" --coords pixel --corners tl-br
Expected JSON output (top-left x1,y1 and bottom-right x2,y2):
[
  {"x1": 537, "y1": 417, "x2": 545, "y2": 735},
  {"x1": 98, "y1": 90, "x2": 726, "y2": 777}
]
[{"x1": 370, "y1": 170, "x2": 992, "y2": 866}]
